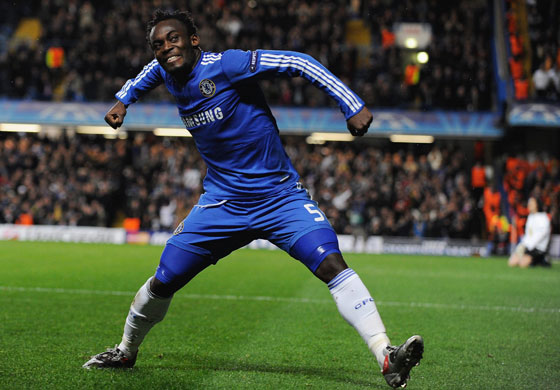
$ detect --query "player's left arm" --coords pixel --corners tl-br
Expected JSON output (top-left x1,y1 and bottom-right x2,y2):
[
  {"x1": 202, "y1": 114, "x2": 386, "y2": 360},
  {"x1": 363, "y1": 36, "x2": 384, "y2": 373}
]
[{"x1": 222, "y1": 49, "x2": 371, "y2": 136}]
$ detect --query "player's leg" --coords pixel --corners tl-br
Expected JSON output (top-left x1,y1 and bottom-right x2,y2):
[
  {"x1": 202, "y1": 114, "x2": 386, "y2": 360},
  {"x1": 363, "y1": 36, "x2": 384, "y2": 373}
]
[
  {"x1": 118, "y1": 244, "x2": 212, "y2": 355},
  {"x1": 518, "y1": 247, "x2": 537, "y2": 268},
  {"x1": 261, "y1": 184, "x2": 422, "y2": 387},
  {"x1": 116, "y1": 195, "x2": 256, "y2": 359},
  {"x1": 262, "y1": 186, "x2": 394, "y2": 369},
  {"x1": 508, "y1": 254, "x2": 520, "y2": 266},
  {"x1": 83, "y1": 244, "x2": 212, "y2": 369},
  {"x1": 291, "y1": 231, "x2": 423, "y2": 388},
  {"x1": 518, "y1": 254, "x2": 533, "y2": 267},
  {"x1": 529, "y1": 250, "x2": 551, "y2": 267},
  {"x1": 84, "y1": 194, "x2": 253, "y2": 369},
  {"x1": 508, "y1": 243, "x2": 525, "y2": 267},
  {"x1": 290, "y1": 231, "x2": 390, "y2": 368}
]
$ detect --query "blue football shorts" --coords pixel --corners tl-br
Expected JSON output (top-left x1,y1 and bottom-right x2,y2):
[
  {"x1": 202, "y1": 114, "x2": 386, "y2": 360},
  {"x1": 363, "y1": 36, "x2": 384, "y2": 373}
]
[{"x1": 165, "y1": 182, "x2": 340, "y2": 272}]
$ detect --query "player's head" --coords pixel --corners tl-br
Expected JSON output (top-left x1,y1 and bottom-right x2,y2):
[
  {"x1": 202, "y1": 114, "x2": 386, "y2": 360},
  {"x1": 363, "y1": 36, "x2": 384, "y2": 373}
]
[
  {"x1": 528, "y1": 196, "x2": 544, "y2": 213},
  {"x1": 147, "y1": 9, "x2": 200, "y2": 75}
]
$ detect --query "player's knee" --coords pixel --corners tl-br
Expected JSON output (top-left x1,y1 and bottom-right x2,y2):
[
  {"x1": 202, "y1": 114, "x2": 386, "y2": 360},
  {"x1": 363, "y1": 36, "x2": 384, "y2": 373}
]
[
  {"x1": 508, "y1": 255, "x2": 519, "y2": 267},
  {"x1": 519, "y1": 255, "x2": 532, "y2": 268},
  {"x1": 150, "y1": 276, "x2": 177, "y2": 298},
  {"x1": 154, "y1": 244, "x2": 212, "y2": 297},
  {"x1": 152, "y1": 264, "x2": 202, "y2": 297},
  {"x1": 314, "y1": 253, "x2": 348, "y2": 283}
]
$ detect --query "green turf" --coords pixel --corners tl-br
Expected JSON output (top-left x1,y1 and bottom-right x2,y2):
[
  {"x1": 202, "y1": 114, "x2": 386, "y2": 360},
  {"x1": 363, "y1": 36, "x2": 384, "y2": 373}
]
[{"x1": 0, "y1": 241, "x2": 559, "y2": 389}]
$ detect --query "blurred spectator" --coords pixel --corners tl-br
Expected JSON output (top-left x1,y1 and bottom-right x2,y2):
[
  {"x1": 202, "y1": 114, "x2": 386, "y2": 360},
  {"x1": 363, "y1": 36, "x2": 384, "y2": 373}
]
[
  {"x1": 526, "y1": 0, "x2": 560, "y2": 101},
  {"x1": 471, "y1": 160, "x2": 486, "y2": 204},
  {"x1": 508, "y1": 196, "x2": 552, "y2": 267},
  {"x1": 483, "y1": 184, "x2": 501, "y2": 237},
  {"x1": 533, "y1": 58, "x2": 559, "y2": 100}
]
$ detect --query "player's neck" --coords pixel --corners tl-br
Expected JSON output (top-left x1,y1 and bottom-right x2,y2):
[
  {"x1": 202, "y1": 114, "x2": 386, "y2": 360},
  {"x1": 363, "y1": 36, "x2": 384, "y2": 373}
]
[{"x1": 171, "y1": 49, "x2": 201, "y2": 84}]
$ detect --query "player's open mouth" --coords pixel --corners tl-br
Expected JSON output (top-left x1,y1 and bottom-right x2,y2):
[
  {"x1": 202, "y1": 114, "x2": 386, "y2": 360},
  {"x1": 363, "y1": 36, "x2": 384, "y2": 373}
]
[{"x1": 167, "y1": 55, "x2": 181, "y2": 63}]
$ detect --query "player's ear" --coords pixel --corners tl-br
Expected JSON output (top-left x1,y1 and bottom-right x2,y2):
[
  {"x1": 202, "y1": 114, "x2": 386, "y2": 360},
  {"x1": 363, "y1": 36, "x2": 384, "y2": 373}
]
[{"x1": 190, "y1": 34, "x2": 200, "y2": 47}]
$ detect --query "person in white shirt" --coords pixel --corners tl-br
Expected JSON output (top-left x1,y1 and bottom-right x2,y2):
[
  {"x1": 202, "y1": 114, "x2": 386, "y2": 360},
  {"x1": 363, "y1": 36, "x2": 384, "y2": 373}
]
[
  {"x1": 508, "y1": 197, "x2": 552, "y2": 267},
  {"x1": 533, "y1": 61, "x2": 560, "y2": 100}
]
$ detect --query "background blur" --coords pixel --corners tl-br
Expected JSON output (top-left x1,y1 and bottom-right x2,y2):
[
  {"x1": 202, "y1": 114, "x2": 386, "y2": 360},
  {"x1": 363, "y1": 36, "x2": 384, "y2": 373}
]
[{"x1": 0, "y1": 0, "x2": 559, "y2": 257}]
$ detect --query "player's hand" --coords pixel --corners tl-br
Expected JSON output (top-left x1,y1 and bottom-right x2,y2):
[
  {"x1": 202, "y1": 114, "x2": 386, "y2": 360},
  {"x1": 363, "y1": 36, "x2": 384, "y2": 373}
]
[
  {"x1": 104, "y1": 100, "x2": 127, "y2": 129},
  {"x1": 346, "y1": 107, "x2": 372, "y2": 137}
]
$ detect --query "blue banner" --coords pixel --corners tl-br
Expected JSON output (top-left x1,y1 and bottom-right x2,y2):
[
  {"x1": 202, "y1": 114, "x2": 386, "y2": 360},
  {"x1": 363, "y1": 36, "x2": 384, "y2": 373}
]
[
  {"x1": 0, "y1": 100, "x2": 502, "y2": 137},
  {"x1": 508, "y1": 102, "x2": 560, "y2": 127}
]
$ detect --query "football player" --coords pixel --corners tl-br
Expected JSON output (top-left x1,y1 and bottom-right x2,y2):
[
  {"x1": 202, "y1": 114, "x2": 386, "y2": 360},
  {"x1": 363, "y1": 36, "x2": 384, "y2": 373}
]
[
  {"x1": 83, "y1": 9, "x2": 423, "y2": 388},
  {"x1": 508, "y1": 197, "x2": 551, "y2": 268}
]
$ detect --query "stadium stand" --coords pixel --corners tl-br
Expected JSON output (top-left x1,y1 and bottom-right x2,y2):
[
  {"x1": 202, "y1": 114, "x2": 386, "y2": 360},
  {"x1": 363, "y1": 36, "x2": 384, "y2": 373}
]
[
  {"x1": 1, "y1": 1, "x2": 559, "y2": 257},
  {"x1": 1, "y1": 0, "x2": 493, "y2": 110},
  {"x1": 505, "y1": 0, "x2": 532, "y2": 100},
  {"x1": 526, "y1": 0, "x2": 560, "y2": 101},
  {"x1": 505, "y1": 0, "x2": 559, "y2": 101},
  {"x1": 4, "y1": 131, "x2": 557, "y2": 243},
  {"x1": 365, "y1": 0, "x2": 493, "y2": 110}
]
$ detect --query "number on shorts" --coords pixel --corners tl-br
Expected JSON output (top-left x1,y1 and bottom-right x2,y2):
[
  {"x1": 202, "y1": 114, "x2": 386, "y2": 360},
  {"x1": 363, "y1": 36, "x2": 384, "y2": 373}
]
[{"x1": 304, "y1": 204, "x2": 325, "y2": 222}]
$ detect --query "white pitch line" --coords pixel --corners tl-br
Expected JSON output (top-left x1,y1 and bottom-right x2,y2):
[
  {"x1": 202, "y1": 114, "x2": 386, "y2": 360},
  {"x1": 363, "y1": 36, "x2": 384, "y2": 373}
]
[
  {"x1": 0, "y1": 285, "x2": 136, "y2": 296},
  {"x1": 1, "y1": 285, "x2": 559, "y2": 314}
]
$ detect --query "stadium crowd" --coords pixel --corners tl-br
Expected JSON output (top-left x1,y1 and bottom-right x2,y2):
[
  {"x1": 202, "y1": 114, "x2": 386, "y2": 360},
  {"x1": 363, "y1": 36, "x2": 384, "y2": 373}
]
[
  {"x1": 527, "y1": 0, "x2": 560, "y2": 101},
  {"x1": 364, "y1": 0, "x2": 493, "y2": 110},
  {"x1": 506, "y1": 0, "x2": 560, "y2": 101},
  {"x1": 1, "y1": 0, "x2": 493, "y2": 111},
  {"x1": 1, "y1": 1, "x2": 559, "y2": 251},
  {"x1": 1, "y1": 133, "x2": 559, "y2": 244}
]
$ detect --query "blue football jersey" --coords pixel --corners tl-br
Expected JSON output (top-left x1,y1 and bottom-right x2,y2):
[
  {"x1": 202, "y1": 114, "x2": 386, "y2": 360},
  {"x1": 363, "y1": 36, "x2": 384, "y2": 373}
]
[{"x1": 116, "y1": 49, "x2": 364, "y2": 199}]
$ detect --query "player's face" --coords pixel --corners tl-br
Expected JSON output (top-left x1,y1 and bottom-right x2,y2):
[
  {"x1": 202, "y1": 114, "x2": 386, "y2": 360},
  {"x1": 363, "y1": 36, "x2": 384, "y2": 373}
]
[
  {"x1": 149, "y1": 19, "x2": 200, "y2": 75},
  {"x1": 528, "y1": 197, "x2": 537, "y2": 213}
]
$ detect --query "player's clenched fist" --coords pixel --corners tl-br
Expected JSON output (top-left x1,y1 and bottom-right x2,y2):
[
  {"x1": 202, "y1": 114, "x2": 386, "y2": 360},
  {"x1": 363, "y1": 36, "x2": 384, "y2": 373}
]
[
  {"x1": 104, "y1": 100, "x2": 127, "y2": 129},
  {"x1": 346, "y1": 106, "x2": 373, "y2": 137}
]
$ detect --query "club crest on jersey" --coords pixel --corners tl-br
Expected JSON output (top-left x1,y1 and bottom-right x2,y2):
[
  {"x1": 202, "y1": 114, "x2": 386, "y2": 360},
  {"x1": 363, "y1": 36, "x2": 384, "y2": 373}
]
[
  {"x1": 173, "y1": 221, "x2": 184, "y2": 235},
  {"x1": 199, "y1": 79, "x2": 216, "y2": 97}
]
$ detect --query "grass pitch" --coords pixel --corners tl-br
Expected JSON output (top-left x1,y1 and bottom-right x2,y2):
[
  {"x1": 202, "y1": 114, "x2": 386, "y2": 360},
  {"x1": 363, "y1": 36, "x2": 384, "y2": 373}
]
[{"x1": 0, "y1": 241, "x2": 559, "y2": 389}]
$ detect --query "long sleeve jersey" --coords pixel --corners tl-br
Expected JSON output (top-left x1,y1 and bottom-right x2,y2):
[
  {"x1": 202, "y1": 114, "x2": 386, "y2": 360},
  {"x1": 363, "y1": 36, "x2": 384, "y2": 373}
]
[{"x1": 116, "y1": 49, "x2": 364, "y2": 199}]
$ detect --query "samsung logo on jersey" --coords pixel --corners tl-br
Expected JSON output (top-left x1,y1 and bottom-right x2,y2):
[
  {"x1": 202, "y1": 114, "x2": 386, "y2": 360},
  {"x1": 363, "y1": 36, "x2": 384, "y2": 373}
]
[{"x1": 181, "y1": 107, "x2": 224, "y2": 129}]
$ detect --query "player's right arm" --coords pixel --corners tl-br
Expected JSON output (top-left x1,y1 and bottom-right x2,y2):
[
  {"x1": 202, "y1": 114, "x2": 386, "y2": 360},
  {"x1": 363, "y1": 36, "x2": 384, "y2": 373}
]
[
  {"x1": 104, "y1": 100, "x2": 127, "y2": 129},
  {"x1": 105, "y1": 59, "x2": 164, "y2": 128}
]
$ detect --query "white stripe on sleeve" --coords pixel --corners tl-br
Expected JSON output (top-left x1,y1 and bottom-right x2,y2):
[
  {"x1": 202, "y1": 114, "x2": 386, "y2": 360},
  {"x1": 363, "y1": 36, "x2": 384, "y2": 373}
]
[
  {"x1": 260, "y1": 53, "x2": 362, "y2": 112},
  {"x1": 116, "y1": 59, "x2": 159, "y2": 99}
]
